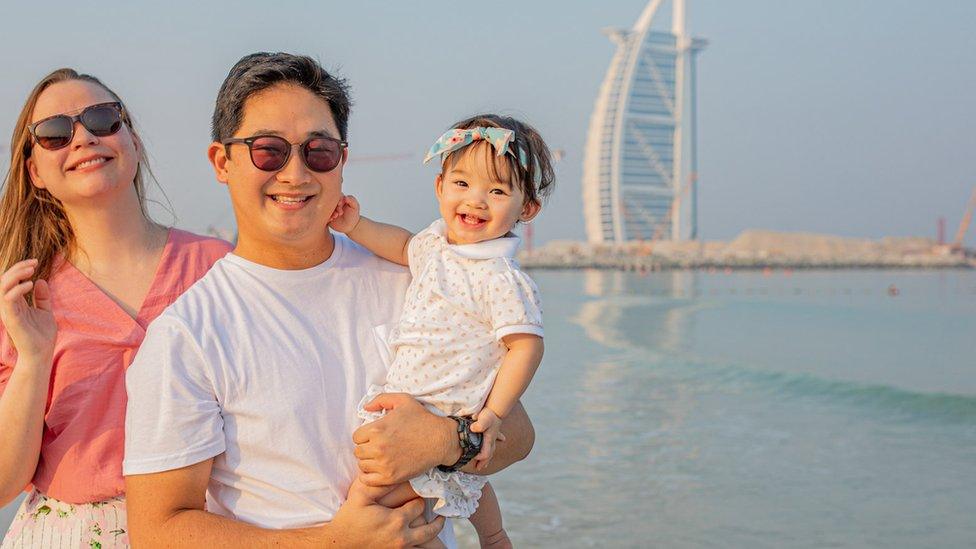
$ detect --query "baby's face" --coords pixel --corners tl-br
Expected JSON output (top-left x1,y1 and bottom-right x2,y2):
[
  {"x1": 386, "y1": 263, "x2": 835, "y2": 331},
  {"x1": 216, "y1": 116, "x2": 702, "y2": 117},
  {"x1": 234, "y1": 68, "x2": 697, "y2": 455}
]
[{"x1": 435, "y1": 145, "x2": 529, "y2": 245}]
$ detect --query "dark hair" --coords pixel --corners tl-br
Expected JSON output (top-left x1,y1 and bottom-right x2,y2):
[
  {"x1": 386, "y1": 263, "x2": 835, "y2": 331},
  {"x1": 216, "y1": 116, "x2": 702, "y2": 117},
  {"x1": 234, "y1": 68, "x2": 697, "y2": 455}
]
[
  {"x1": 211, "y1": 52, "x2": 352, "y2": 142},
  {"x1": 441, "y1": 114, "x2": 555, "y2": 206}
]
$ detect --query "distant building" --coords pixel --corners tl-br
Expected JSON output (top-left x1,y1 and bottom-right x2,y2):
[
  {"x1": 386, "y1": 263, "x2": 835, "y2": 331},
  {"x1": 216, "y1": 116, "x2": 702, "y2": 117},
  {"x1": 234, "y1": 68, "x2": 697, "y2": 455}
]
[{"x1": 582, "y1": 0, "x2": 706, "y2": 243}]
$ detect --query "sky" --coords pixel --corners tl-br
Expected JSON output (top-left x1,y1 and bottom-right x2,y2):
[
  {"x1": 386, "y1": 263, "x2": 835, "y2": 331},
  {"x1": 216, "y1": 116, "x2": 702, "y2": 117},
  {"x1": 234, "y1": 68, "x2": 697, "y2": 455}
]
[{"x1": 1, "y1": 0, "x2": 974, "y2": 245}]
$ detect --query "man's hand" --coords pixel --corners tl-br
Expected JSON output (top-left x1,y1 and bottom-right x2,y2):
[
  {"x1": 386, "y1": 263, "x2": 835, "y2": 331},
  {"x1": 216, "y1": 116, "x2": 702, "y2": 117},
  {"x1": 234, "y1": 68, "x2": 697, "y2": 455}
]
[
  {"x1": 353, "y1": 393, "x2": 458, "y2": 486},
  {"x1": 329, "y1": 195, "x2": 362, "y2": 234},
  {"x1": 127, "y1": 460, "x2": 446, "y2": 548},
  {"x1": 470, "y1": 407, "x2": 505, "y2": 471},
  {"x1": 328, "y1": 478, "x2": 444, "y2": 548}
]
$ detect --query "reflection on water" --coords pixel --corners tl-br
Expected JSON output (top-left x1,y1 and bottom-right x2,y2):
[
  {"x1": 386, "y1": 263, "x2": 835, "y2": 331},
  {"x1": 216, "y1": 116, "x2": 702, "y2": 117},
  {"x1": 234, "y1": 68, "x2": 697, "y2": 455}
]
[
  {"x1": 577, "y1": 270, "x2": 702, "y2": 477},
  {"x1": 578, "y1": 269, "x2": 703, "y2": 353}
]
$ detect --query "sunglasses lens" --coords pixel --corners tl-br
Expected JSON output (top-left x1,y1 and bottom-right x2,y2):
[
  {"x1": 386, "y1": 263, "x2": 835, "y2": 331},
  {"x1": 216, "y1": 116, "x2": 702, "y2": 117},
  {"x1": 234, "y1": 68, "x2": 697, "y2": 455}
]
[
  {"x1": 33, "y1": 117, "x2": 73, "y2": 150},
  {"x1": 81, "y1": 105, "x2": 123, "y2": 137},
  {"x1": 304, "y1": 138, "x2": 342, "y2": 172},
  {"x1": 249, "y1": 137, "x2": 290, "y2": 171}
]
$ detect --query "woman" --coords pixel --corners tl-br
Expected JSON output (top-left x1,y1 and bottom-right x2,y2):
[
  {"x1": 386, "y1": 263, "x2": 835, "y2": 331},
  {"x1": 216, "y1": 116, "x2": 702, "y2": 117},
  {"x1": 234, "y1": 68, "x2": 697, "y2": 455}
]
[{"x1": 0, "y1": 69, "x2": 230, "y2": 548}]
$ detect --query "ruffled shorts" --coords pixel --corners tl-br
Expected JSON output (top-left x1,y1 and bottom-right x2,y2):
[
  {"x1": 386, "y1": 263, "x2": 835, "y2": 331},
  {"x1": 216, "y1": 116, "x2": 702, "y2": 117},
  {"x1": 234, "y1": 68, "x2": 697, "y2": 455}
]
[{"x1": 358, "y1": 385, "x2": 487, "y2": 518}]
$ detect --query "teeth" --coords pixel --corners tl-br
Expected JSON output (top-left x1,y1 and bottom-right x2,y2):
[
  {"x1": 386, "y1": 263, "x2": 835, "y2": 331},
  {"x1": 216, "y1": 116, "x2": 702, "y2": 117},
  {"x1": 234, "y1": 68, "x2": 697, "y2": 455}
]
[
  {"x1": 272, "y1": 195, "x2": 309, "y2": 204},
  {"x1": 75, "y1": 157, "x2": 107, "y2": 169}
]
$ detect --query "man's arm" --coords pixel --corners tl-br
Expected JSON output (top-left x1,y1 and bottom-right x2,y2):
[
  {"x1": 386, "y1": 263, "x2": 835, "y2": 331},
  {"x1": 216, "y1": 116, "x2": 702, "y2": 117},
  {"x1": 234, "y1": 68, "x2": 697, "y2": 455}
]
[
  {"x1": 353, "y1": 394, "x2": 535, "y2": 486},
  {"x1": 125, "y1": 458, "x2": 444, "y2": 548}
]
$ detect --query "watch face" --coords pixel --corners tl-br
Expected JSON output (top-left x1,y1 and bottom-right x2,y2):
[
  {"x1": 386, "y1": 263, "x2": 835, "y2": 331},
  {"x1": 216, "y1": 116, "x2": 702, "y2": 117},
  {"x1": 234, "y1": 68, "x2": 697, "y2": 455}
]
[{"x1": 469, "y1": 431, "x2": 483, "y2": 446}]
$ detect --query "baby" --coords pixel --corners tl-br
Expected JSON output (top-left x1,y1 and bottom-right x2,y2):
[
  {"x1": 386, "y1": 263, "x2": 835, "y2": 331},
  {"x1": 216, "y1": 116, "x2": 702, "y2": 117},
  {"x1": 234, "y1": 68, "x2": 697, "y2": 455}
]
[{"x1": 330, "y1": 114, "x2": 554, "y2": 547}]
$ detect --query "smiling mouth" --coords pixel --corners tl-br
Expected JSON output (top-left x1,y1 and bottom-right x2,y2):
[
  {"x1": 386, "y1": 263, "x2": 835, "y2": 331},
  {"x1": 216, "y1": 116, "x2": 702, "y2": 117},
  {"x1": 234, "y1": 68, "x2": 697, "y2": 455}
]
[
  {"x1": 269, "y1": 195, "x2": 313, "y2": 204},
  {"x1": 458, "y1": 213, "x2": 488, "y2": 226},
  {"x1": 69, "y1": 157, "x2": 112, "y2": 171}
]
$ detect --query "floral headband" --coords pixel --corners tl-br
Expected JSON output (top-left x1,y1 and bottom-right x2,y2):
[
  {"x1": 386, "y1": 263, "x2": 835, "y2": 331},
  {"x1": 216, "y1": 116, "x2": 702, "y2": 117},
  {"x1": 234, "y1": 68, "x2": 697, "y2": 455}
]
[{"x1": 423, "y1": 127, "x2": 528, "y2": 169}]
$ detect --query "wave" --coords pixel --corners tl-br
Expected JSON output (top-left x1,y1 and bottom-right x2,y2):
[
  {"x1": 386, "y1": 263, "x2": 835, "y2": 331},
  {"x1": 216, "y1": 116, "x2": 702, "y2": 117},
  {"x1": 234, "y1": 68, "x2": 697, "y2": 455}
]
[
  {"x1": 694, "y1": 360, "x2": 976, "y2": 424},
  {"x1": 572, "y1": 292, "x2": 976, "y2": 424}
]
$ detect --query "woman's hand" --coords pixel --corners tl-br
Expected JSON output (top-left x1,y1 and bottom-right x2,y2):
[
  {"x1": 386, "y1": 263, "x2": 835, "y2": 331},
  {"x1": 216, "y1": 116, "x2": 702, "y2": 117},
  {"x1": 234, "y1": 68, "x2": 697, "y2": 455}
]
[
  {"x1": 328, "y1": 195, "x2": 362, "y2": 235},
  {"x1": 0, "y1": 259, "x2": 57, "y2": 364}
]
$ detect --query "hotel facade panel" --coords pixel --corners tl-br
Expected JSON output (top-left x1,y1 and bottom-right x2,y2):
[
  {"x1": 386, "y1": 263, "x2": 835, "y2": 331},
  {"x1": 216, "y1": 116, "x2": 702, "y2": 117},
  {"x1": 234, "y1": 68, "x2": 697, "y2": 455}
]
[{"x1": 583, "y1": 0, "x2": 705, "y2": 243}]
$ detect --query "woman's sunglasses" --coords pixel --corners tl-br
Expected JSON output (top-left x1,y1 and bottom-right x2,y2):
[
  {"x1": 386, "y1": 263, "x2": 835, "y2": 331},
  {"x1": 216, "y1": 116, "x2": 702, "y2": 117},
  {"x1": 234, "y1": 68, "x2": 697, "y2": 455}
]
[
  {"x1": 221, "y1": 135, "x2": 347, "y2": 173},
  {"x1": 27, "y1": 102, "x2": 126, "y2": 152}
]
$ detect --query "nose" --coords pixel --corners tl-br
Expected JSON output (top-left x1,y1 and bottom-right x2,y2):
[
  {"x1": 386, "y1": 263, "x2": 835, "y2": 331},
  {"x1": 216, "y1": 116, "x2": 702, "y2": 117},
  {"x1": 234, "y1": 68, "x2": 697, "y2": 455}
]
[
  {"x1": 465, "y1": 193, "x2": 488, "y2": 209},
  {"x1": 70, "y1": 120, "x2": 99, "y2": 150},
  {"x1": 276, "y1": 144, "x2": 311, "y2": 185}
]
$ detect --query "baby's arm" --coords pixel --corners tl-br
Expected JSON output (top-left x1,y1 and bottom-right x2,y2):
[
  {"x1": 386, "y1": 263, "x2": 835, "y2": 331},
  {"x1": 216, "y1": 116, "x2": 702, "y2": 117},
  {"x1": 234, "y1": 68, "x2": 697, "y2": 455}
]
[
  {"x1": 471, "y1": 333, "x2": 544, "y2": 468},
  {"x1": 329, "y1": 195, "x2": 412, "y2": 267}
]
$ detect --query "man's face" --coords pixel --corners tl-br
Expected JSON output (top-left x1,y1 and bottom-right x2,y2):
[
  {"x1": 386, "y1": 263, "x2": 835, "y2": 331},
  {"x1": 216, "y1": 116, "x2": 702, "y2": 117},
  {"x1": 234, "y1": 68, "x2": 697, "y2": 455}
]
[{"x1": 210, "y1": 83, "x2": 345, "y2": 253}]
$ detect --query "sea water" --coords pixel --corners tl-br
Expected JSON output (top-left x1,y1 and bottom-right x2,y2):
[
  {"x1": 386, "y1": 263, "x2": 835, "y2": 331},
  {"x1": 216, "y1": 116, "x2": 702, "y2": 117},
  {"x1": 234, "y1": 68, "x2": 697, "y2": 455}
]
[
  {"x1": 452, "y1": 269, "x2": 976, "y2": 548},
  {"x1": 4, "y1": 270, "x2": 975, "y2": 548}
]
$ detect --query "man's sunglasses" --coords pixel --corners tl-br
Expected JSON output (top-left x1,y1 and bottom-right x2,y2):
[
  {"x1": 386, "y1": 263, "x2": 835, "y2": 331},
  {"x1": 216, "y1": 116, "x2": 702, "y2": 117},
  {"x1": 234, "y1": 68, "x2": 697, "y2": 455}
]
[
  {"x1": 27, "y1": 102, "x2": 126, "y2": 152},
  {"x1": 221, "y1": 135, "x2": 347, "y2": 173}
]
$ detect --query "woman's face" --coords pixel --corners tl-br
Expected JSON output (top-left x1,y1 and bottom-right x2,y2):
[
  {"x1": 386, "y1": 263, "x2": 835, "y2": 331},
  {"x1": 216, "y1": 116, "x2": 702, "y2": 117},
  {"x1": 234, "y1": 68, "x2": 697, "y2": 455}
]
[{"x1": 26, "y1": 80, "x2": 140, "y2": 208}]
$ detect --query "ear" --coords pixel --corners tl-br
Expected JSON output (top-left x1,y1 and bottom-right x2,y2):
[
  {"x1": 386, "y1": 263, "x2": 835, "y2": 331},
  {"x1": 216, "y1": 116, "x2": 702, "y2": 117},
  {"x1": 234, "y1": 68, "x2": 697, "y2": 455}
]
[
  {"x1": 520, "y1": 199, "x2": 541, "y2": 223},
  {"x1": 434, "y1": 173, "x2": 444, "y2": 199},
  {"x1": 26, "y1": 157, "x2": 46, "y2": 189},
  {"x1": 208, "y1": 142, "x2": 231, "y2": 186},
  {"x1": 337, "y1": 148, "x2": 349, "y2": 187}
]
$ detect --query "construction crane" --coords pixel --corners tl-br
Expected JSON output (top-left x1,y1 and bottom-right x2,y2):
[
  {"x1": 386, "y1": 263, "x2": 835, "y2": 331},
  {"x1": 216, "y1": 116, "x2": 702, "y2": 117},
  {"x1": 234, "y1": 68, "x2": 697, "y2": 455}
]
[{"x1": 951, "y1": 185, "x2": 976, "y2": 251}]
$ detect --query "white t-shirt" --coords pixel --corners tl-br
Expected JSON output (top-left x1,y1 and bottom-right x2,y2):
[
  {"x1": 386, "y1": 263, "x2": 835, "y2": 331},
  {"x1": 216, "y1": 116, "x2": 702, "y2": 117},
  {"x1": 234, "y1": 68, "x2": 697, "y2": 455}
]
[{"x1": 124, "y1": 235, "x2": 454, "y2": 545}]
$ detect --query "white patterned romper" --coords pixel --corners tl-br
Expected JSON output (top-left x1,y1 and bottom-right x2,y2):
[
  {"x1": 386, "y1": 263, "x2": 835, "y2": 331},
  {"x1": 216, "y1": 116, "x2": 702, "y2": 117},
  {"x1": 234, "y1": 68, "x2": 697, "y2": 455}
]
[{"x1": 358, "y1": 219, "x2": 544, "y2": 518}]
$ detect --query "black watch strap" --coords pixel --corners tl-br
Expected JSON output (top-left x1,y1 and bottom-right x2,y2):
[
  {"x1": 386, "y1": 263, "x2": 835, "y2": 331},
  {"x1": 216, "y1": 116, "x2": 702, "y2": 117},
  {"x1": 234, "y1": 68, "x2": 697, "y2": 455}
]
[{"x1": 437, "y1": 416, "x2": 481, "y2": 473}]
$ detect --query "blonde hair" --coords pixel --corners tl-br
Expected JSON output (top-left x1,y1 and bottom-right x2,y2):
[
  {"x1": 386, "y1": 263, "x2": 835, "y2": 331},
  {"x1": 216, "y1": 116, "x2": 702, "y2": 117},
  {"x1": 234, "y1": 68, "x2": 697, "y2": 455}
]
[{"x1": 0, "y1": 68, "x2": 155, "y2": 288}]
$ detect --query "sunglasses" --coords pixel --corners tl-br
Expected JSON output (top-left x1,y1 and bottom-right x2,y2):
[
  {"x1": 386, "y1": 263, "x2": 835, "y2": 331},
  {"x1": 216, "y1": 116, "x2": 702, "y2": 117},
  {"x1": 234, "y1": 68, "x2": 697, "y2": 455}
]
[
  {"x1": 221, "y1": 135, "x2": 347, "y2": 173},
  {"x1": 27, "y1": 102, "x2": 126, "y2": 152}
]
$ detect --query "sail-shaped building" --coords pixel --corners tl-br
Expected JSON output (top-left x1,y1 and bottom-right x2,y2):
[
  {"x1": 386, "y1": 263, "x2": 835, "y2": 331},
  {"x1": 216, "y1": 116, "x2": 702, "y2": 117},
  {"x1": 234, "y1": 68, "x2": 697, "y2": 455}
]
[{"x1": 582, "y1": 0, "x2": 706, "y2": 243}]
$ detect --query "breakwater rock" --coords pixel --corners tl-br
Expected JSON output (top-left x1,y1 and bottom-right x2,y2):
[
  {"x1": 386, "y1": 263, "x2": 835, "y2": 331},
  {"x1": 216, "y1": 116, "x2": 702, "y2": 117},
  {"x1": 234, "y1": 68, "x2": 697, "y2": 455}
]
[{"x1": 519, "y1": 230, "x2": 974, "y2": 270}]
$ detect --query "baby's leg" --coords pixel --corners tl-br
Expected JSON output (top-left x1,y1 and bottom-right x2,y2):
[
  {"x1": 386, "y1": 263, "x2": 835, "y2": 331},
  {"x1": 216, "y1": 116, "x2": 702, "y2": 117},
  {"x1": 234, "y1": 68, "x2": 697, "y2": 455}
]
[{"x1": 470, "y1": 482, "x2": 512, "y2": 549}]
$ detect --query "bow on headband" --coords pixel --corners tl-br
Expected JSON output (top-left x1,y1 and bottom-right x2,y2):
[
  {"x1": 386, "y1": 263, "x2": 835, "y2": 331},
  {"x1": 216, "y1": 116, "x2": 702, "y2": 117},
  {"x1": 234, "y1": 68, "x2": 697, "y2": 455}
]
[{"x1": 423, "y1": 127, "x2": 528, "y2": 169}]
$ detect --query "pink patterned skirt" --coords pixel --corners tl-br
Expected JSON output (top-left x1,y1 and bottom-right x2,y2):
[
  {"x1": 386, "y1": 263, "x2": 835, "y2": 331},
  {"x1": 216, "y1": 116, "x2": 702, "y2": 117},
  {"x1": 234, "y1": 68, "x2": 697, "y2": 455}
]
[{"x1": 1, "y1": 490, "x2": 128, "y2": 548}]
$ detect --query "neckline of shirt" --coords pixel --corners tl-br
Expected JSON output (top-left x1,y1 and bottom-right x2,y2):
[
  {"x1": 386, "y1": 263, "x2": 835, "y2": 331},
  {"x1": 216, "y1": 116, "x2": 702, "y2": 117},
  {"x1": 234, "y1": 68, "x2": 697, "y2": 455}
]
[{"x1": 224, "y1": 233, "x2": 346, "y2": 279}]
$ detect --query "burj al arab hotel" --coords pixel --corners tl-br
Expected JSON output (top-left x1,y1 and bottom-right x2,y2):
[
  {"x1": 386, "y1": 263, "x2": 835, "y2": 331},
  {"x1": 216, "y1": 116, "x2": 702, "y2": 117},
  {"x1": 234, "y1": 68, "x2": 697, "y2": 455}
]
[{"x1": 582, "y1": 0, "x2": 706, "y2": 243}]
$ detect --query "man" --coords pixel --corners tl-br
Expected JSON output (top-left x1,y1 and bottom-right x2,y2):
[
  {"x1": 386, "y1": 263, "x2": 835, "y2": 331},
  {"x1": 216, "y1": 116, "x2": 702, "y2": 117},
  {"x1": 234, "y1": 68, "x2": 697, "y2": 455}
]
[{"x1": 122, "y1": 52, "x2": 533, "y2": 547}]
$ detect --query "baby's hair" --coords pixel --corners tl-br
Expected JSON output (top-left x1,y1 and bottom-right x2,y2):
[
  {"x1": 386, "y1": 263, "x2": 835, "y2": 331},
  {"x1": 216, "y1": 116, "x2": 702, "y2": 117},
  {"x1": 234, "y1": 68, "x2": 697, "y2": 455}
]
[{"x1": 440, "y1": 114, "x2": 555, "y2": 206}]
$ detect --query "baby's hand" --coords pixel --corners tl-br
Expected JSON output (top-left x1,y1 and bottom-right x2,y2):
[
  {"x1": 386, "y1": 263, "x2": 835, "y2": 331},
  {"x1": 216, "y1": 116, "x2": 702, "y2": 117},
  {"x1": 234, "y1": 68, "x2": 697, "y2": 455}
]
[
  {"x1": 329, "y1": 194, "x2": 361, "y2": 234},
  {"x1": 470, "y1": 407, "x2": 505, "y2": 471}
]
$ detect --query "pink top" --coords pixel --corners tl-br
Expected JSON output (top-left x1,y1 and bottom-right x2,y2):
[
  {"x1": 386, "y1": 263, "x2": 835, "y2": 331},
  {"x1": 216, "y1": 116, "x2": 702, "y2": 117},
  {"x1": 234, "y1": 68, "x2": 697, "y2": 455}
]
[{"x1": 0, "y1": 229, "x2": 231, "y2": 503}]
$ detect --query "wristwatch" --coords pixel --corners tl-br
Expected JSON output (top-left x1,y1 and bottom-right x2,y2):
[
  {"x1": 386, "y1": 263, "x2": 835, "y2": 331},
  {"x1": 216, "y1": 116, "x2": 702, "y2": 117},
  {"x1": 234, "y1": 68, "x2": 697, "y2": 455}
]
[{"x1": 437, "y1": 415, "x2": 483, "y2": 473}]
